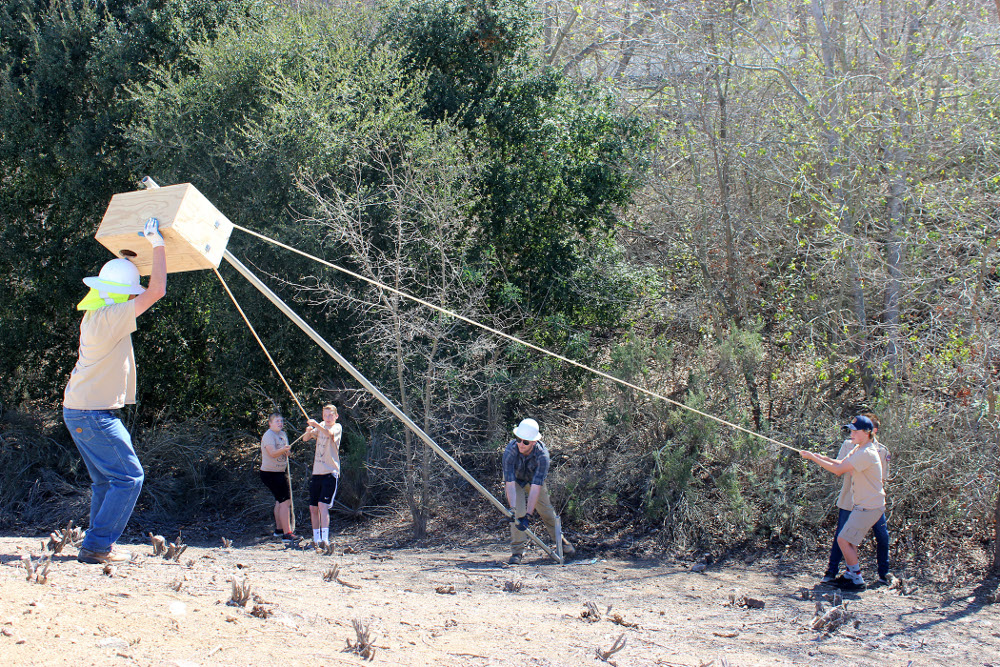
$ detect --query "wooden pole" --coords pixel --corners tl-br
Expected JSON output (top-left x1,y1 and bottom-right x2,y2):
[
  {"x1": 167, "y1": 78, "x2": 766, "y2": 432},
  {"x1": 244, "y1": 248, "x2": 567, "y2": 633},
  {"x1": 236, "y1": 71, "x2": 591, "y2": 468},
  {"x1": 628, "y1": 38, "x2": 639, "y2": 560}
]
[{"x1": 223, "y1": 250, "x2": 562, "y2": 563}]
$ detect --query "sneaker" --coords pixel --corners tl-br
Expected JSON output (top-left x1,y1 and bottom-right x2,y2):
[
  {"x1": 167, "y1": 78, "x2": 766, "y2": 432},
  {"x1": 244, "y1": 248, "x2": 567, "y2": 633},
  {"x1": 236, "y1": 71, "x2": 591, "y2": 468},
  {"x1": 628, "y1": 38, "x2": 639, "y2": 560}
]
[
  {"x1": 272, "y1": 530, "x2": 284, "y2": 538},
  {"x1": 77, "y1": 546, "x2": 131, "y2": 565},
  {"x1": 282, "y1": 533, "x2": 300, "y2": 543},
  {"x1": 821, "y1": 572, "x2": 839, "y2": 585},
  {"x1": 834, "y1": 574, "x2": 866, "y2": 591},
  {"x1": 877, "y1": 574, "x2": 894, "y2": 587},
  {"x1": 508, "y1": 554, "x2": 523, "y2": 565}
]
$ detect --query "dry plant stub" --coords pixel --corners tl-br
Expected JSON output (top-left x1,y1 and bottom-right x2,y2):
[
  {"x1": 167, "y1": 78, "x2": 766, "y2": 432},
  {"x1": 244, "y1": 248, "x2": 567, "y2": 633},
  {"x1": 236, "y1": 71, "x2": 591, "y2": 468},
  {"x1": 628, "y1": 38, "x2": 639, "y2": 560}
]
[
  {"x1": 149, "y1": 534, "x2": 166, "y2": 557},
  {"x1": 595, "y1": 633, "x2": 626, "y2": 661},
  {"x1": 812, "y1": 603, "x2": 854, "y2": 633},
  {"x1": 229, "y1": 577, "x2": 252, "y2": 607},
  {"x1": 95, "y1": 183, "x2": 233, "y2": 274},
  {"x1": 581, "y1": 600, "x2": 602, "y2": 622},
  {"x1": 47, "y1": 521, "x2": 83, "y2": 555},
  {"x1": 345, "y1": 618, "x2": 376, "y2": 660},
  {"x1": 727, "y1": 592, "x2": 765, "y2": 609},
  {"x1": 21, "y1": 554, "x2": 51, "y2": 585}
]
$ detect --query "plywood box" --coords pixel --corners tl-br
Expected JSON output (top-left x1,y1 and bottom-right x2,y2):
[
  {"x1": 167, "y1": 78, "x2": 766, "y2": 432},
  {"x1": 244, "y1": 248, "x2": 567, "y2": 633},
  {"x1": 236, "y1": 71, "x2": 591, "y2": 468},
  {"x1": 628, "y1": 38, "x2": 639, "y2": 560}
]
[{"x1": 95, "y1": 183, "x2": 234, "y2": 275}]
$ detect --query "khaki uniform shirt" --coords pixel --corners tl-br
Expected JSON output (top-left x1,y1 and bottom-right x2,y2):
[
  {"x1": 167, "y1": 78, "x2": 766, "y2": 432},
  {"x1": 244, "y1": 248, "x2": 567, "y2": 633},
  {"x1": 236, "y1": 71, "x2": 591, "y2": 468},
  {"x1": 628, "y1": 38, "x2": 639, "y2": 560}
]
[
  {"x1": 836, "y1": 439, "x2": 890, "y2": 510},
  {"x1": 260, "y1": 429, "x2": 289, "y2": 472},
  {"x1": 312, "y1": 421, "x2": 342, "y2": 477},
  {"x1": 63, "y1": 302, "x2": 138, "y2": 410},
  {"x1": 843, "y1": 442, "x2": 886, "y2": 510}
]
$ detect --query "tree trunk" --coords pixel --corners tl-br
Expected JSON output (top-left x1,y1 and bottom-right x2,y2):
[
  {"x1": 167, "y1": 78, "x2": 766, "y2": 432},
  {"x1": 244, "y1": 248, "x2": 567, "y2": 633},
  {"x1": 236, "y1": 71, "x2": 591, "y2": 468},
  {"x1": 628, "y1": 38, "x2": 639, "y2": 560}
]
[
  {"x1": 994, "y1": 469, "x2": 1000, "y2": 574},
  {"x1": 973, "y1": 229, "x2": 999, "y2": 573},
  {"x1": 881, "y1": 0, "x2": 925, "y2": 387},
  {"x1": 392, "y1": 286, "x2": 425, "y2": 538},
  {"x1": 810, "y1": 0, "x2": 876, "y2": 395},
  {"x1": 419, "y1": 331, "x2": 442, "y2": 540}
]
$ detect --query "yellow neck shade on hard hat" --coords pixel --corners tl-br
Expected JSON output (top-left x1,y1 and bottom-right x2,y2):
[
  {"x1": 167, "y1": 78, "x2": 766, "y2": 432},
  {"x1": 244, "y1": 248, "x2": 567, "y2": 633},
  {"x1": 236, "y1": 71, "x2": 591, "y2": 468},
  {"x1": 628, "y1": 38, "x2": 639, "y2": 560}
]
[{"x1": 77, "y1": 287, "x2": 130, "y2": 311}]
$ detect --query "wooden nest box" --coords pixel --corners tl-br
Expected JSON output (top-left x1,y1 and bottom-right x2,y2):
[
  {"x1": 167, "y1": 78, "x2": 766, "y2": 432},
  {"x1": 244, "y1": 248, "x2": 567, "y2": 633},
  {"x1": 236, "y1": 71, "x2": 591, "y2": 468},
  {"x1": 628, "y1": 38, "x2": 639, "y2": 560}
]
[{"x1": 95, "y1": 183, "x2": 234, "y2": 275}]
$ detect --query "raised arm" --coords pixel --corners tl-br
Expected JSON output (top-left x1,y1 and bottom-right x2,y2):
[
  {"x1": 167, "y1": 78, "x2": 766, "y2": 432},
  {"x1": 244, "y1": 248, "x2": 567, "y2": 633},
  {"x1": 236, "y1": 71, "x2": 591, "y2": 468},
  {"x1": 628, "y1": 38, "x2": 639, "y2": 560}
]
[
  {"x1": 133, "y1": 219, "x2": 167, "y2": 317},
  {"x1": 307, "y1": 418, "x2": 337, "y2": 439}
]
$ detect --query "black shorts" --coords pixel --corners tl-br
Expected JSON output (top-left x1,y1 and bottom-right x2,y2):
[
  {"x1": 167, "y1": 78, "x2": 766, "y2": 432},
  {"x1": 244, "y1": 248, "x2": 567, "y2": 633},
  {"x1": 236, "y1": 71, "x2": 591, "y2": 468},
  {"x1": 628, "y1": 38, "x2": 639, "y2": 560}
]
[
  {"x1": 309, "y1": 474, "x2": 339, "y2": 506},
  {"x1": 259, "y1": 470, "x2": 291, "y2": 503}
]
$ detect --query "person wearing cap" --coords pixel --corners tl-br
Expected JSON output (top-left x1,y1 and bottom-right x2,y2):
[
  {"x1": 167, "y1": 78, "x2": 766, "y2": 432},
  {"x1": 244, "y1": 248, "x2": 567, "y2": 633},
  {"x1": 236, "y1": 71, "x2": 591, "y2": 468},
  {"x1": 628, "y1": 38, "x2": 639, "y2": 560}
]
[
  {"x1": 502, "y1": 418, "x2": 575, "y2": 564},
  {"x1": 62, "y1": 218, "x2": 167, "y2": 565},
  {"x1": 800, "y1": 415, "x2": 886, "y2": 590},
  {"x1": 821, "y1": 412, "x2": 892, "y2": 587}
]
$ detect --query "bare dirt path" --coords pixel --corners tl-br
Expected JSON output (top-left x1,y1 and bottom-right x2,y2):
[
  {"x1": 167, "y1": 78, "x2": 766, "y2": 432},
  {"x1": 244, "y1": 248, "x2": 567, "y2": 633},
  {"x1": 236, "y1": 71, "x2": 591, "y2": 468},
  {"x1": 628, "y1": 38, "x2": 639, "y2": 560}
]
[{"x1": 2, "y1": 531, "x2": 998, "y2": 667}]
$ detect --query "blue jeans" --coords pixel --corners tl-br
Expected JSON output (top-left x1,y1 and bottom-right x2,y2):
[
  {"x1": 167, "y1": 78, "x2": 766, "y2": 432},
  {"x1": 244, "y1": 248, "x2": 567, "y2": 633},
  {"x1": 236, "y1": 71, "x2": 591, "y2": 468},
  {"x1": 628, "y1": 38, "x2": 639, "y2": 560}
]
[
  {"x1": 826, "y1": 508, "x2": 889, "y2": 578},
  {"x1": 63, "y1": 408, "x2": 144, "y2": 552}
]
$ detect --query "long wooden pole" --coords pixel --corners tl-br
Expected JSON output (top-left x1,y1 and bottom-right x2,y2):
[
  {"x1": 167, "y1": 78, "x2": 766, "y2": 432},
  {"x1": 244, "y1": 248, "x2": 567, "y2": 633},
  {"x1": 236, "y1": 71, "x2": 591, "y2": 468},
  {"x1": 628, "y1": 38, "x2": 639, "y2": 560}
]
[
  {"x1": 213, "y1": 265, "x2": 303, "y2": 534},
  {"x1": 223, "y1": 250, "x2": 562, "y2": 563}
]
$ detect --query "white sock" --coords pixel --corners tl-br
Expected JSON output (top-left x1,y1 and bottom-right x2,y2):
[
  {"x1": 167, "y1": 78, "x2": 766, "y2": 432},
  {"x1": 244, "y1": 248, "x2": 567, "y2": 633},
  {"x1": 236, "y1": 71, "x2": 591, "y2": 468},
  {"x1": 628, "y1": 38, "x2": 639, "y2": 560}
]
[
  {"x1": 313, "y1": 529, "x2": 321, "y2": 543},
  {"x1": 321, "y1": 527, "x2": 329, "y2": 543}
]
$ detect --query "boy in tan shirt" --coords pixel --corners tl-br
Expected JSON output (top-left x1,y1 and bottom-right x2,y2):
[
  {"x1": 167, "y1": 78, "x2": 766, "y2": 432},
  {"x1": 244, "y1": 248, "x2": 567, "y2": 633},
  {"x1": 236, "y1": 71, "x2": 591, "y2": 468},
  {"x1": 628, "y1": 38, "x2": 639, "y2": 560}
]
[
  {"x1": 260, "y1": 412, "x2": 296, "y2": 542},
  {"x1": 302, "y1": 404, "x2": 341, "y2": 547}
]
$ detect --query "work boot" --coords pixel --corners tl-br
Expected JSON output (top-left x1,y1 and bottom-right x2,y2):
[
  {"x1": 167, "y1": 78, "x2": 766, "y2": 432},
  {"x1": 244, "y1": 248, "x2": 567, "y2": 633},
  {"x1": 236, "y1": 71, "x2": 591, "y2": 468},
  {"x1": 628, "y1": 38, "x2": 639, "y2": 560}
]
[
  {"x1": 77, "y1": 546, "x2": 132, "y2": 565},
  {"x1": 561, "y1": 537, "x2": 576, "y2": 558}
]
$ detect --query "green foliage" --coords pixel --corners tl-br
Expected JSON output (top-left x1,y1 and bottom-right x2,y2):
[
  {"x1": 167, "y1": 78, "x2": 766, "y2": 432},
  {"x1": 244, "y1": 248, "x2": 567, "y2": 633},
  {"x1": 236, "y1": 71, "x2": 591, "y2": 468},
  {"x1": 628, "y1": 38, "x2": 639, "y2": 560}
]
[
  {"x1": 384, "y1": 0, "x2": 537, "y2": 123},
  {"x1": 7, "y1": 0, "x2": 994, "y2": 563},
  {"x1": 644, "y1": 441, "x2": 698, "y2": 522},
  {"x1": 0, "y1": 0, "x2": 260, "y2": 412},
  {"x1": 334, "y1": 429, "x2": 372, "y2": 511},
  {"x1": 386, "y1": 0, "x2": 653, "y2": 325}
]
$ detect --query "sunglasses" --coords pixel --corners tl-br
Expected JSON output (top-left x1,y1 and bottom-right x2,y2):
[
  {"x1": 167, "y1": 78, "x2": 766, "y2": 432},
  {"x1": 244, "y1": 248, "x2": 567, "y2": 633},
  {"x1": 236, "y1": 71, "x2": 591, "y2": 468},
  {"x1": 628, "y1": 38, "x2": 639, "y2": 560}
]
[{"x1": 516, "y1": 438, "x2": 535, "y2": 445}]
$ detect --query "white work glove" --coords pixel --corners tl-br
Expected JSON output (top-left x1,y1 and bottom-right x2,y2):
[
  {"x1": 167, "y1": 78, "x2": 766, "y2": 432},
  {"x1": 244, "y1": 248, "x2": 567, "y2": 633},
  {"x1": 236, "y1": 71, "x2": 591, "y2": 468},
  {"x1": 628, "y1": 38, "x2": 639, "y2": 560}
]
[{"x1": 139, "y1": 217, "x2": 165, "y2": 248}]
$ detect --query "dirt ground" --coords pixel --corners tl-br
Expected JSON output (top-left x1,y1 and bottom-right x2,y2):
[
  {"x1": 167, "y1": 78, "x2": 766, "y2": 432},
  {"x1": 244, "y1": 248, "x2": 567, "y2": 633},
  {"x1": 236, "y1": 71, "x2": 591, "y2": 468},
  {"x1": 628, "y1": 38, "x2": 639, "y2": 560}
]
[{"x1": 2, "y1": 520, "x2": 999, "y2": 667}]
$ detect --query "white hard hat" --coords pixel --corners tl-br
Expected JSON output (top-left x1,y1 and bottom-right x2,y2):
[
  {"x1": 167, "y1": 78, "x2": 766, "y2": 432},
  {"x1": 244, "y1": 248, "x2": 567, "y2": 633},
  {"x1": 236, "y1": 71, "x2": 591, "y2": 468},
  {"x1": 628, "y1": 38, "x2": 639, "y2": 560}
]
[
  {"x1": 513, "y1": 418, "x2": 541, "y2": 441},
  {"x1": 83, "y1": 258, "x2": 145, "y2": 296}
]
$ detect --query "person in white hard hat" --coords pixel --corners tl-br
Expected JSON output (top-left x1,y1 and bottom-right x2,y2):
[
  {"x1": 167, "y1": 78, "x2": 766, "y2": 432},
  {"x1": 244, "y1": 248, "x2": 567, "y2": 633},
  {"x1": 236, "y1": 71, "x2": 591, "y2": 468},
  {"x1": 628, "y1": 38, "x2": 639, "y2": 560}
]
[
  {"x1": 62, "y1": 218, "x2": 167, "y2": 565},
  {"x1": 502, "y1": 418, "x2": 575, "y2": 564}
]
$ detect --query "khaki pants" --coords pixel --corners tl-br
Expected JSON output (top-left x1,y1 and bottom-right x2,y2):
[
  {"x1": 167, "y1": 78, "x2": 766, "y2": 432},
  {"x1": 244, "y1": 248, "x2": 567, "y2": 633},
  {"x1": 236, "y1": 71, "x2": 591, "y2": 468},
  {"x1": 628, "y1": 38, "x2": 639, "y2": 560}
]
[{"x1": 510, "y1": 483, "x2": 560, "y2": 556}]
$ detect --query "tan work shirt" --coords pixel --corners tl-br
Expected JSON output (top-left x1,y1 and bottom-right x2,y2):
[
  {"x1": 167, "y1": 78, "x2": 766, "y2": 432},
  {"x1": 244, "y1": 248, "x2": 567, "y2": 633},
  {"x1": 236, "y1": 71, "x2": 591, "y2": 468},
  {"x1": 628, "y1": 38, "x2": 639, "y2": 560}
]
[
  {"x1": 260, "y1": 429, "x2": 289, "y2": 472},
  {"x1": 312, "y1": 421, "x2": 342, "y2": 477},
  {"x1": 63, "y1": 301, "x2": 137, "y2": 410},
  {"x1": 843, "y1": 442, "x2": 885, "y2": 510},
  {"x1": 836, "y1": 439, "x2": 890, "y2": 510}
]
